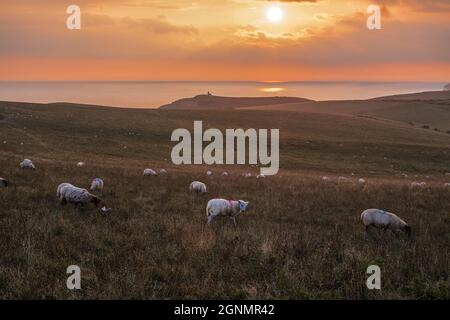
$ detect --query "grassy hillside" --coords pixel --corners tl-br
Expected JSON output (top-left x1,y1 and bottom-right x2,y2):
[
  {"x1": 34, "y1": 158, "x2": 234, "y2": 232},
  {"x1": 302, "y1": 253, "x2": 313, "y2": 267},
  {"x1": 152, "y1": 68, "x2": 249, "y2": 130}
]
[{"x1": 0, "y1": 101, "x2": 449, "y2": 299}]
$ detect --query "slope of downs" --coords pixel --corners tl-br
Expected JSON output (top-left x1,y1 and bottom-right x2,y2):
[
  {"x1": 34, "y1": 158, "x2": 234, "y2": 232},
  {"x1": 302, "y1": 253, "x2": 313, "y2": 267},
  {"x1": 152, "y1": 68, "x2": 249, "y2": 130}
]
[
  {"x1": 159, "y1": 94, "x2": 313, "y2": 110},
  {"x1": 242, "y1": 99, "x2": 450, "y2": 132}
]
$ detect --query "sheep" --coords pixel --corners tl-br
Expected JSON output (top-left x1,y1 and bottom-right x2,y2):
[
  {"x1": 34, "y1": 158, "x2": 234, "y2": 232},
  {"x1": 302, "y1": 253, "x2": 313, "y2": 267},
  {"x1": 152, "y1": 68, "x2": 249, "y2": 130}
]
[
  {"x1": 361, "y1": 209, "x2": 411, "y2": 235},
  {"x1": 159, "y1": 169, "x2": 167, "y2": 174},
  {"x1": 0, "y1": 177, "x2": 8, "y2": 187},
  {"x1": 90, "y1": 178, "x2": 104, "y2": 192},
  {"x1": 206, "y1": 198, "x2": 250, "y2": 226},
  {"x1": 244, "y1": 173, "x2": 252, "y2": 178},
  {"x1": 444, "y1": 183, "x2": 450, "y2": 187},
  {"x1": 358, "y1": 178, "x2": 366, "y2": 185},
  {"x1": 56, "y1": 182, "x2": 72, "y2": 198},
  {"x1": 322, "y1": 176, "x2": 330, "y2": 181},
  {"x1": 189, "y1": 181, "x2": 207, "y2": 193},
  {"x1": 338, "y1": 176, "x2": 351, "y2": 183},
  {"x1": 411, "y1": 181, "x2": 426, "y2": 188},
  {"x1": 143, "y1": 168, "x2": 157, "y2": 176},
  {"x1": 57, "y1": 182, "x2": 109, "y2": 212},
  {"x1": 20, "y1": 159, "x2": 35, "y2": 169},
  {"x1": 77, "y1": 162, "x2": 85, "y2": 167},
  {"x1": 256, "y1": 174, "x2": 265, "y2": 179},
  {"x1": 222, "y1": 172, "x2": 229, "y2": 177},
  {"x1": 206, "y1": 170, "x2": 213, "y2": 176}
]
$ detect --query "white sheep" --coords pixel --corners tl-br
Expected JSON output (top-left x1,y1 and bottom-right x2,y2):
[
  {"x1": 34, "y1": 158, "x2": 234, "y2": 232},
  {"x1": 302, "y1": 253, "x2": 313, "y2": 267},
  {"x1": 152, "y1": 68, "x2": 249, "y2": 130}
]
[
  {"x1": 358, "y1": 178, "x2": 366, "y2": 185},
  {"x1": 444, "y1": 183, "x2": 450, "y2": 187},
  {"x1": 0, "y1": 177, "x2": 8, "y2": 187},
  {"x1": 143, "y1": 168, "x2": 158, "y2": 176},
  {"x1": 256, "y1": 174, "x2": 265, "y2": 179},
  {"x1": 361, "y1": 209, "x2": 411, "y2": 235},
  {"x1": 322, "y1": 176, "x2": 330, "y2": 181},
  {"x1": 338, "y1": 176, "x2": 351, "y2": 183},
  {"x1": 189, "y1": 181, "x2": 207, "y2": 193},
  {"x1": 20, "y1": 159, "x2": 35, "y2": 169},
  {"x1": 222, "y1": 172, "x2": 229, "y2": 177},
  {"x1": 159, "y1": 169, "x2": 167, "y2": 174},
  {"x1": 90, "y1": 178, "x2": 104, "y2": 192},
  {"x1": 206, "y1": 198, "x2": 250, "y2": 226},
  {"x1": 411, "y1": 181, "x2": 426, "y2": 188},
  {"x1": 244, "y1": 173, "x2": 252, "y2": 178},
  {"x1": 57, "y1": 183, "x2": 108, "y2": 211},
  {"x1": 206, "y1": 170, "x2": 213, "y2": 176},
  {"x1": 77, "y1": 162, "x2": 85, "y2": 167}
]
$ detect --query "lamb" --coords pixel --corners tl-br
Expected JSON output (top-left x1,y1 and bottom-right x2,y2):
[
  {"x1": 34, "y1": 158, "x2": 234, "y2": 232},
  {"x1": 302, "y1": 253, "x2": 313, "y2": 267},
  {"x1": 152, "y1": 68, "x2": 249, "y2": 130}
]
[
  {"x1": 206, "y1": 170, "x2": 213, "y2": 176},
  {"x1": 90, "y1": 178, "x2": 104, "y2": 191},
  {"x1": 361, "y1": 209, "x2": 411, "y2": 235},
  {"x1": 57, "y1": 182, "x2": 109, "y2": 212},
  {"x1": 20, "y1": 159, "x2": 35, "y2": 169},
  {"x1": 411, "y1": 181, "x2": 426, "y2": 188},
  {"x1": 143, "y1": 168, "x2": 158, "y2": 176},
  {"x1": 189, "y1": 181, "x2": 207, "y2": 193},
  {"x1": 206, "y1": 198, "x2": 250, "y2": 226},
  {"x1": 0, "y1": 178, "x2": 8, "y2": 187}
]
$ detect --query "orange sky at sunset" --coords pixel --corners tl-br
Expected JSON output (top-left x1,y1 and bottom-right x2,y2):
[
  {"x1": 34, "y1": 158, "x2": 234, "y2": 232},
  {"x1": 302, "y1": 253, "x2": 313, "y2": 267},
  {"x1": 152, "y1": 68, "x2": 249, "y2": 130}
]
[{"x1": 0, "y1": 0, "x2": 449, "y2": 81}]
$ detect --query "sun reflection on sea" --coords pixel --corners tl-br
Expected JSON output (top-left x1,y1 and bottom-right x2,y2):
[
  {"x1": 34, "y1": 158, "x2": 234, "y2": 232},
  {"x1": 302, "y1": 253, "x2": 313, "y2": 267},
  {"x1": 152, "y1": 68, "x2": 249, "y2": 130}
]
[{"x1": 260, "y1": 87, "x2": 285, "y2": 93}]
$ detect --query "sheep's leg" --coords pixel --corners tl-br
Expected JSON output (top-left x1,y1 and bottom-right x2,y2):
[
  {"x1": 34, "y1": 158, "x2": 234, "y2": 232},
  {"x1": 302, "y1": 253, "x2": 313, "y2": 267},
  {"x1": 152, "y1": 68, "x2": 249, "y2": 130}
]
[
  {"x1": 231, "y1": 217, "x2": 237, "y2": 227},
  {"x1": 207, "y1": 216, "x2": 214, "y2": 225}
]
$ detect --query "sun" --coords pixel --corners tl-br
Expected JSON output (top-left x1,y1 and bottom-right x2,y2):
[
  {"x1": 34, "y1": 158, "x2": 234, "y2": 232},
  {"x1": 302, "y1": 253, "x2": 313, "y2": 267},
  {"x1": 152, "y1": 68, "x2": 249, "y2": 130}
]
[{"x1": 266, "y1": 6, "x2": 284, "y2": 23}]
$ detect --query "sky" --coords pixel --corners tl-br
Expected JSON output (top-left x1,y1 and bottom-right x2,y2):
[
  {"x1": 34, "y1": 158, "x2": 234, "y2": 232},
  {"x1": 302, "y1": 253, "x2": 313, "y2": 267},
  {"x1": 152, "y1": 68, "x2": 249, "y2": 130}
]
[{"x1": 0, "y1": 0, "x2": 449, "y2": 81}]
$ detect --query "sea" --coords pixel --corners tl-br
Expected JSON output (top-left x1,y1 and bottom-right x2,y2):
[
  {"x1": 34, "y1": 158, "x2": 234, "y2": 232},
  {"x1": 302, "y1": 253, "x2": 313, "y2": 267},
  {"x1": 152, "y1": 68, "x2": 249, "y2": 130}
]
[{"x1": 0, "y1": 81, "x2": 445, "y2": 109}]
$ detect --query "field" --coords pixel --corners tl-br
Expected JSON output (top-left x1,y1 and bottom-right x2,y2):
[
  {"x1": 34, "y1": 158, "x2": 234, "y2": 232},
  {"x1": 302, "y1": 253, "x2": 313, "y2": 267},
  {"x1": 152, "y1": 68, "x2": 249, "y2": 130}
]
[{"x1": 0, "y1": 101, "x2": 449, "y2": 299}]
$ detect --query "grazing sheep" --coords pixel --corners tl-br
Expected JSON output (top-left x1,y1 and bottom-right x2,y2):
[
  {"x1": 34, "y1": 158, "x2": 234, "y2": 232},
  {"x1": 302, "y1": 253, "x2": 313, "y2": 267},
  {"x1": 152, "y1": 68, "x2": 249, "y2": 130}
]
[
  {"x1": 159, "y1": 169, "x2": 167, "y2": 174},
  {"x1": 189, "y1": 181, "x2": 207, "y2": 193},
  {"x1": 222, "y1": 172, "x2": 229, "y2": 177},
  {"x1": 20, "y1": 159, "x2": 35, "y2": 169},
  {"x1": 361, "y1": 209, "x2": 411, "y2": 235},
  {"x1": 56, "y1": 182, "x2": 72, "y2": 198},
  {"x1": 57, "y1": 183, "x2": 106, "y2": 210},
  {"x1": 244, "y1": 173, "x2": 252, "y2": 178},
  {"x1": 338, "y1": 176, "x2": 351, "y2": 183},
  {"x1": 77, "y1": 162, "x2": 85, "y2": 167},
  {"x1": 206, "y1": 198, "x2": 250, "y2": 226},
  {"x1": 411, "y1": 181, "x2": 426, "y2": 188},
  {"x1": 444, "y1": 183, "x2": 450, "y2": 187},
  {"x1": 206, "y1": 170, "x2": 213, "y2": 176},
  {"x1": 90, "y1": 178, "x2": 104, "y2": 192},
  {"x1": 322, "y1": 176, "x2": 330, "y2": 181},
  {"x1": 143, "y1": 168, "x2": 157, "y2": 176},
  {"x1": 358, "y1": 178, "x2": 366, "y2": 185},
  {"x1": 0, "y1": 178, "x2": 8, "y2": 187},
  {"x1": 256, "y1": 174, "x2": 265, "y2": 179}
]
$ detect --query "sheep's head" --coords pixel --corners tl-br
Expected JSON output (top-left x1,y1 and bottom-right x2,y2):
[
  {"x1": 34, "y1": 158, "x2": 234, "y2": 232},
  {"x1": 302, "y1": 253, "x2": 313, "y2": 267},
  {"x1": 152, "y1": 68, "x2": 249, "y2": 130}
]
[
  {"x1": 238, "y1": 200, "x2": 249, "y2": 212},
  {"x1": 91, "y1": 196, "x2": 102, "y2": 207},
  {"x1": 403, "y1": 224, "x2": 412, "y2": 236}
]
